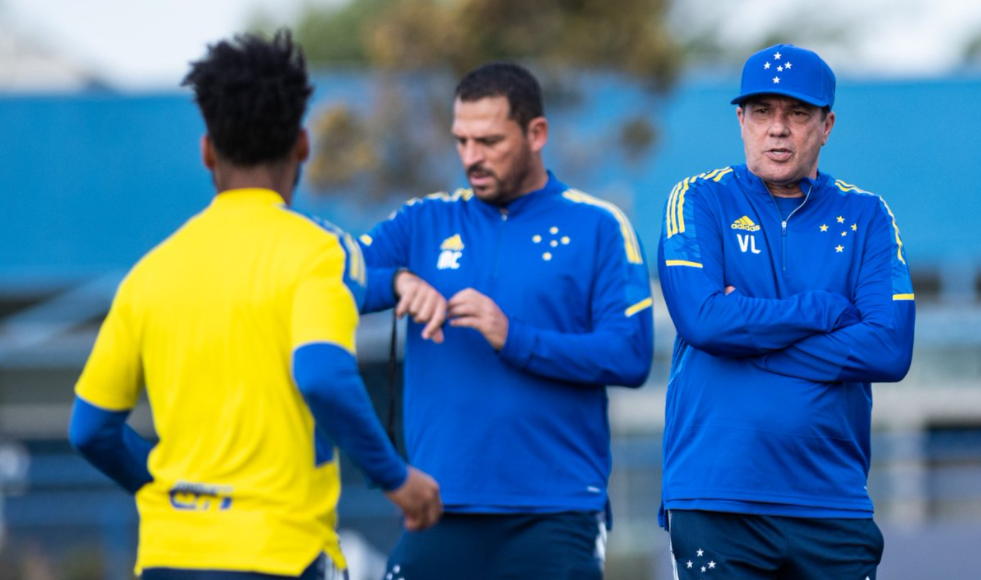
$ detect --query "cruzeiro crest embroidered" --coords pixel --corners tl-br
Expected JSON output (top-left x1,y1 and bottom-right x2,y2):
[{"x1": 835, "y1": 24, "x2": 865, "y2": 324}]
[
  {"x1": 437, "y1": 234, "x2": 464, "y2": 270},
  {"x1": 818, "y1": 215, "x2": 858, "y2": 254},
  {"x1": 531, "y1": 226, "x2": 571, "y2": 261}
]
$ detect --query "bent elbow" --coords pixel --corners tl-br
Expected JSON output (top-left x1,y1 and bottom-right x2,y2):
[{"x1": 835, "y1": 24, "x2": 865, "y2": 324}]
[
  {"x1": 885, "y1": 348, "x2": 913, "y2": 382},
  {"x1": 68, "y1": 419, "x2": 100, "y2": 456},
  {"x1": 616, "y1": 360, "x2": 652, "y2": 388},
  {"x1": 676, "y1": 319, "x2": 713, "y2": 352}
]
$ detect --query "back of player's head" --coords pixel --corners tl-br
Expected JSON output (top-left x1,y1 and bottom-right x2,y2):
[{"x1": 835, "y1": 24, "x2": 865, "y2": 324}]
[
  {"x1": 183, "y1": 29, "x2": 313, "y2": 167},
  {"x1": 455, "y1": 62, "x2": 544, "y2": 131}
]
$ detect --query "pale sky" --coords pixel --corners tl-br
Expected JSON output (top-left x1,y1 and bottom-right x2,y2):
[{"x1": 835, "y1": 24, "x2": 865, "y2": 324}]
[{"x1": 3, "y1": 0, "x2": 981, "y2": 90}]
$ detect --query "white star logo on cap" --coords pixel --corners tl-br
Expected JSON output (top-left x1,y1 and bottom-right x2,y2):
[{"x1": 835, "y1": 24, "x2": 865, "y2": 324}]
[
  {"x1": 774, "y1": 51, "x2": 782, "y2": 59},
  {"x1": 785, "y1": 62, "x2": 793, "y2": 69},
  {"x1": 764, "y1": 62, "x2": 771, "y2": 69},
  {"x1": 773, "y1": 76, "x2": 780, "y2": 84}
]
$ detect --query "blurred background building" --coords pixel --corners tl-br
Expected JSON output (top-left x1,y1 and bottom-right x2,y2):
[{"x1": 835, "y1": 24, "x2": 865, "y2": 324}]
[{"x1": 1, "y1": 0, "x2": 980, "y2": 578}]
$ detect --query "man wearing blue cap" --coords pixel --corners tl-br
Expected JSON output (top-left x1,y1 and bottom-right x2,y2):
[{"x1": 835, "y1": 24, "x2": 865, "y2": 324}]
[{"x1": 657, "y1": 44, "x2": 915, "y2": 579}]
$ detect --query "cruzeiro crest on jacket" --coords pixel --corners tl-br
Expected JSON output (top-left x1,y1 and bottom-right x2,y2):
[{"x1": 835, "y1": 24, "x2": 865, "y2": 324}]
[
  {"x1": 437, "y1": 234, "x2": 465, "y2": 270},
  {"x1": 731, "y1": 215, "x2": 762, "y2": 254},
  {"x1": 531, "y1": 225, "x2": 571, "y2": 261}
]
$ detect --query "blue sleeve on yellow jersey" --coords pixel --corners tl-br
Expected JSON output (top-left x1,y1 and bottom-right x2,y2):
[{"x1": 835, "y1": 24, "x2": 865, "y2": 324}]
[
  {"x1": 753, "y1": 202, "x2": 915, "y2": 382},
  {"x1": 499, "y1": 223, "x2": 653, "y2": 387},
  {"x1": 658, "y1": 183, "x2": 861, "y2": 357},
  {"x1": 68, "y1": 396, "x2": 153, "y2": 494},
  {"x1": 293, "y1": 343, "x2": 408, "y2": 491}
]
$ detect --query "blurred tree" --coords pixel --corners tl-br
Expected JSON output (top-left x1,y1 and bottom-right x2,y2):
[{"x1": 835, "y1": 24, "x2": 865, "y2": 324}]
[
  {"x1": 963, "y1": 29, "x2": 981, "y2": 67},
  {"x1": 274, "y1": 0, "x2": 682, "y2": 202}
]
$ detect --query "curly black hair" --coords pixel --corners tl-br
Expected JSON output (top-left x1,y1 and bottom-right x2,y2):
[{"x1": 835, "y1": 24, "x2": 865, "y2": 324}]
[
  {"x1": 454, "y1": 62, "x2": 544, "y2": 131},
  {"x1": 182, "y1": 29, "x2": 313, "y2": 167}
]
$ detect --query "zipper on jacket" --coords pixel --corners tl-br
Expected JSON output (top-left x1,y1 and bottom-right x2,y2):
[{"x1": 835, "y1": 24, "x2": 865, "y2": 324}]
[
  {"x1": 771, "y1": 184, "x2": 812, "y2": 272},
  {"x1": 493, "y1": 211, "x2": 508, "y2": 278}
]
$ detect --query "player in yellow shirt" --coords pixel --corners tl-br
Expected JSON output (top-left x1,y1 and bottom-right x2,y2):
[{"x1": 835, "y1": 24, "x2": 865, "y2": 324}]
[{"x1": 68, "y1": 30, "x2": 441, "y2": 579}]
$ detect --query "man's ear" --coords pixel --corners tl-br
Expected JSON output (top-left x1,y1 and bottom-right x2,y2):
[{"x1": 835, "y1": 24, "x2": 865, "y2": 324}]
[
  {"x1": 527, "y1": 117, "x2": 548, "y2": 154},
  {"x1": 201, "y1": 135, "x2": 217, "y2": 170},
  {"x1": 822, "y1": 111, "x2": 836, "y2": 146},
  {"x1": 295, "y1": 129, "x2": 310, "y2": 162}
]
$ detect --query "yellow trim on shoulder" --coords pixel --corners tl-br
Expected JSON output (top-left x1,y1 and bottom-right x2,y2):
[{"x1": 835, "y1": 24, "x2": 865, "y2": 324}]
[
  {"x1": 712, "y1": 167, "x2": 734, "y2": 182},
  {"x1": 341, "y1": 233, "x2": 366, "y2": 285},
  {"x1": 676, "y1": 178, "x2": 691, "y2": 235},
  {"x1": 562, "y1": 189, "x2": 643, "y2": 264},
  {"x1": 665, "y1": 180, "x2": 682, "y2": 238},
  {"x1": 893, "y1": 293, "x2": 915, "y2": 301},
  {"x1": 834, "y1": 179, "x2": 870, "y2": 194},
  {"x1": 665, "y1": 167, "x2": 732, "y2": 238},
  {"x1": 625, "y1": 297, "x2": 653, "y2": 317},
  {"x1": 878, "y1": 197, "x2": 907, "y2": 265},
  {"x1": 406, "y1": 188, "x2": 474, "y2": 207},
  {"x1": 664, "y1": 260, "x2": 703, "y2": 268}
]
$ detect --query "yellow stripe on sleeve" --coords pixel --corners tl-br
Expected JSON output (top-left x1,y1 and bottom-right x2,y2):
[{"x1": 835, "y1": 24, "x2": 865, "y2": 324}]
[
  {"x1": 666, "y1": 182, "x2": 681, "y2": 238},
  {"x1": 625, "y1": 297, "x2": 653, "y2": 317},
  {"x1": 664, "y1": 260, "x2": 703, "y2": 268},
  {"x1": 712, "y1": 167, "x2": 734, "y2": 182},
  {"x1": 893, "y1": 294, "x2": 915, "y2": 301},
  {"x1": 562, "y1": 190, "x2": 643, "y2": 264},
  {"x1": 341, "y1": 233, "x2": 366, "y2": 286},
  {"x1": 676, "y1": 178, "x2": 691, "y2": 235},
  {"x1": 878, "y1": 197, "x2": 907, "y2": 265}
]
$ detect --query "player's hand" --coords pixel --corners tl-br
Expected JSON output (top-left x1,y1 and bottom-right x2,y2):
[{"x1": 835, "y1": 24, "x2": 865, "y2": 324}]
[
  {"x1": 447, "y1": 288, "x2": 509, "y2": 351},
  {"x1": 385, "y1": 466, "x2": 443, "y2": 531},
  {"x1": 725, "y1": 286, "x2": 736, "y2": 295},
  {"x1": 394, "y1": 271, "x2": 447, "y2": 343}
]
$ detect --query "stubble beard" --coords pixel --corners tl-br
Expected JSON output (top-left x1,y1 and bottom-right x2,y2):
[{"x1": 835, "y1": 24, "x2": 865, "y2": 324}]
[{"x1": 470, "y1": 146, "x2": 533, "y2": 206}]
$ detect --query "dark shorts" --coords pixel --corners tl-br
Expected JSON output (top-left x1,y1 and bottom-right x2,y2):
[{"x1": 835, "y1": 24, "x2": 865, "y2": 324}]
[
  {"x1": 385, "y1": 511, "x2": 606, "y2": 580},
  {"x1": 143, "y1": 553, "x2": 346, "y2": 580},
  {"x1": 668, "y1": 510, "x2": 884, "y2": 580}
]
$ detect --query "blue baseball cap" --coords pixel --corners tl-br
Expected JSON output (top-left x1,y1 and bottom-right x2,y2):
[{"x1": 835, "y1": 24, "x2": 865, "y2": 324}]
[{"x1": 731, "y1": 44, "x2": 836, "y2": 110}]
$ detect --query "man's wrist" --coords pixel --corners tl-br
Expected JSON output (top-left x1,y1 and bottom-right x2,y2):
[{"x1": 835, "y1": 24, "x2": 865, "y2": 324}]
[{"x1": 393, "y1": 267, "x2": 412, "y2": 298}]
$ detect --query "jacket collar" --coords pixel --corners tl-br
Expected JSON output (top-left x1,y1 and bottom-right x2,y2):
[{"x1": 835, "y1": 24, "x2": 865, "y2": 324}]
[
  {"x1": 735, "y1": 164, "x2": 832, "y2": 199},
  {"x1": 483, "y1": 170, "x2": 565, "y2": 216},
  {"x1": 211, "y1": 188, "x2": 286, "y2": 207}
]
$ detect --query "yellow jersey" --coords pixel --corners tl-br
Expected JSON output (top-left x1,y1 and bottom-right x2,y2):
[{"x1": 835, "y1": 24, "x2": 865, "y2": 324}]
[{"x1": 75, "y1": 188, "x2": 366, "y2": 575}]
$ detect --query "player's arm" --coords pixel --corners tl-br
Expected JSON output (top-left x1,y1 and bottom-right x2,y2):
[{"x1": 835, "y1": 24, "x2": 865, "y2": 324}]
[
  {"x1": 658, "y1": 182, "x2": 860, "y2": 357},
  {"x1": 451, "y1": 215, "x2": 654, "y2": 387},
  {"x1": 359, "y1": 203, "x2": 447, "y2": 341},
  {"x1": 292, "y1": 344, "x2": 407, "y2": 489},
  {"x1": 292, "y1": 238, "x2": 406, "y2": 488},
  {"x1": 69, "y1": 398, "x2": 154, "y2": 494},
  {"x1": 293, "y1": 238, "x2": 441, "y2": 529},
  {"x1": 751, "y1": 201, "x2": 915, "y2": 383},
  {"x1": 359, "y1": 203, "x2": 413, "y2": 314},
  {"x1": 69, "y1": 275, "x2": 154, "y2": 494}
]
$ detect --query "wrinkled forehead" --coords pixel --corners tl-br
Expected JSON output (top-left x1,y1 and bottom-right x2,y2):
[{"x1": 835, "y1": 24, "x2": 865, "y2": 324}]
[{"x1": 452, "y1": 95, "x2": 519, "y2": 134}]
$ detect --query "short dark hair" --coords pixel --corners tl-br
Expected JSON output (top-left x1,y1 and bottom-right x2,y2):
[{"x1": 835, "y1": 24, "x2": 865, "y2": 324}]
[
  {"x1": 182, "y1": 29, "x2": 313, "y2": 167},
  {"x1": 454, "y1": 62, "x2": 544, "y2": 131}
]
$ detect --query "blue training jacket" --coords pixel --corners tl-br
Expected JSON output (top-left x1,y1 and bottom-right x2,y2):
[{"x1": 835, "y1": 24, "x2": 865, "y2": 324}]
[
  {"x1": 657, "y1": 164, "x2": 915, "y2": 526},
  {"x1": 360, "y1": 173, "x2": 654, "y2": 513}
]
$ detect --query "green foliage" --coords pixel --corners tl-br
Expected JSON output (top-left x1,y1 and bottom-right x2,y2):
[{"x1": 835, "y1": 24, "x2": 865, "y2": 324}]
[
  {"x1": 287, "y1": 0, "x2": 681, "y2": 200},
  {"x1": 293, "y1": 0, "x2": 396, "y2": 65}
]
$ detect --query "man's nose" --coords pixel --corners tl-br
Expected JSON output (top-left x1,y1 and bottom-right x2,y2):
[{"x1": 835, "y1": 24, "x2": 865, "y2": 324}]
[
  {"x1": 459, "y1": 141, "x2": 483, "y2": 167},
  {"x1": 768, "y1": 112, "x2": 791, "y2": 136}
]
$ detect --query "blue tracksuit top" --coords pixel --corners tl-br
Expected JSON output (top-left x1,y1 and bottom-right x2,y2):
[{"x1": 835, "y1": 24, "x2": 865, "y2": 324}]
[
  {"x1": 657, "y1": 164, "x2": 915, "y2": 526},
  {"x1": 360, "y1": 173, "x2": 654, "y2": 513}
]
